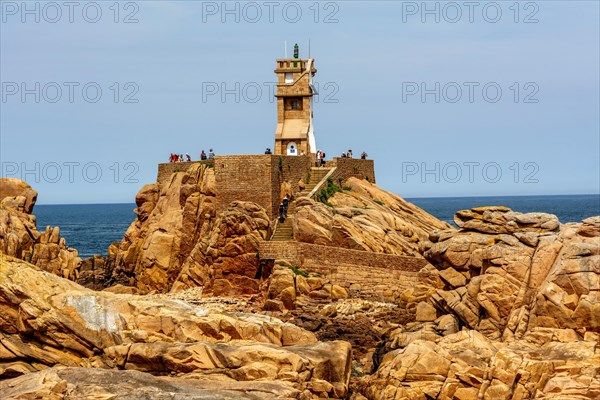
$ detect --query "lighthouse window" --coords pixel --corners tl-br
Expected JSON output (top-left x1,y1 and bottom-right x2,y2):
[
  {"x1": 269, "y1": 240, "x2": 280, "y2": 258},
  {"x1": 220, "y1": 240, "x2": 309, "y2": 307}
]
[
  {"x1": 285, "y1": 73, "x2": 293, "y2": 83},
  {"x1": 285, "y1": 98, "x2": 302, "y2": 111}
]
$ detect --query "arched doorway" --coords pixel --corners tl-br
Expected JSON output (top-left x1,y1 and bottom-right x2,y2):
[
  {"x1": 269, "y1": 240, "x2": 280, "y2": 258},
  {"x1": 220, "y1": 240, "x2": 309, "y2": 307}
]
[{"x1": 286, "y1": 142, "x2": 298, "y2": 156}]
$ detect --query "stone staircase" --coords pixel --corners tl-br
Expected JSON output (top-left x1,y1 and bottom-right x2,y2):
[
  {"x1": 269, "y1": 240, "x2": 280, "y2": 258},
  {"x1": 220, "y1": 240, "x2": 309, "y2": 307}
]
[
  {"x1": 298, "y1": 167, "x2": 332, "y2": 197},
  {"x1": 270, "y1": 202, "x2": 295, "y2": 241},
  {"x1": 270, "y1": 167, "x2": 333, "y2": 241}
]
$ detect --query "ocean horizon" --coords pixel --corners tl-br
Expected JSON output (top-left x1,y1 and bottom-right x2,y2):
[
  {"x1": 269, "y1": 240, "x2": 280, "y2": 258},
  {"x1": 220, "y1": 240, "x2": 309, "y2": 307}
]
[{"x1": 34, "y1": 194, "x2": 600, "y2": 258}]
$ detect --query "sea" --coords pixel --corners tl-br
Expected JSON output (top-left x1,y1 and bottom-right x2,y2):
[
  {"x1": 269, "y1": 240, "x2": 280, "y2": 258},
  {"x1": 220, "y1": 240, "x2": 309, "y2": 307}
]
[{"x1": 34, "y1": 195, "x2": 600, "y2": 259}]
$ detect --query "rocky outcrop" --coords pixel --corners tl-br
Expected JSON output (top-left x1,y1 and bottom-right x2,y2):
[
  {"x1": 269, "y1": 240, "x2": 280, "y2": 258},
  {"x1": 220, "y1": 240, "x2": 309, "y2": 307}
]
[
  {"x1": 263, "y1": 264, "x2": 349, "y2": 312},
  {"x1": 0, "y1": 178, "x2": 80, "y2": 280},
  {"x1": 361, "y1": 326, "x2": 600, "y2": 399},
  {"x1": 0, "y1": 255, "x2": 352, "y2": 396},
  {"x1": 293, "y1": 178, "x2": 451, "y2": 257},
  {"x1": 111, "y1": 166, "x2": 215, "y2": 291},
  {"x1": 454, "y1": 206, "x2": 561, "y2": 233},
  {"x1": 75, "y1": 242, "x2": 119, "y2": 290},
  {"x1": 423, "y1": 208, "x2": 599, "y2": 340},
  {"x1": 172, "y1": 201, "x2": 269, "y2": 295},
  {"x1": 0, "y1": 367, "x2": 301, "y2": 399},
  {"x1": 2, "y1": 173, "x2": 599, "y2": 399},
  {"x1": 112, "y1": 164, "x2": 270, "y2": 294},
  {"x1": 0, "y1": 178, "x2": 37, "y2": 214},
  {"x1": 358, "y1": 208, "x2": 600, "y2": 399}
]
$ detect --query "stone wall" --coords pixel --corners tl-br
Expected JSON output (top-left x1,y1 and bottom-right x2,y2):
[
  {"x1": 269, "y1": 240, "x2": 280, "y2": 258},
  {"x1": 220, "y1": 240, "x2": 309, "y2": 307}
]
[
  {"x1": 259, "y1": 241, "x2": 426, "y2": 302},
  {"x1": 157, "y1": 155, "x2": 374, "y2": 219},
  {"x1": 214, "y1": 155, "x2": 311, "y2": 219},
  {"x1": 329, "y1": 158, "x2": 376, "y2": 184},
  {"x1": 279, "y1": 155, "x2": 312, "y2": 198},
  {"x1": 213, "y1": 155, "x2": 276, "y2": 218}
]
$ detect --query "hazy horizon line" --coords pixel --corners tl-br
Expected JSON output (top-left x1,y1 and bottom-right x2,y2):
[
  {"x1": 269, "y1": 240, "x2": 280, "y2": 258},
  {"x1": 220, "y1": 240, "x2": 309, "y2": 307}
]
[{"x1": 34, "y1": 192, "x2": 600, "y2": 207}]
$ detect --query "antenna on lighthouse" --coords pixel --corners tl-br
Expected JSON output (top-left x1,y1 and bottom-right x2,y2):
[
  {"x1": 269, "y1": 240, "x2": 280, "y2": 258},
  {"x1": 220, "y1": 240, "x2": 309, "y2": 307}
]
[
  {"x1": 308, "y1": 39, "x2": 311, "y2": 58},
  {"x1": 284, "y1": 41, "x2": 287, "y2": 58}
]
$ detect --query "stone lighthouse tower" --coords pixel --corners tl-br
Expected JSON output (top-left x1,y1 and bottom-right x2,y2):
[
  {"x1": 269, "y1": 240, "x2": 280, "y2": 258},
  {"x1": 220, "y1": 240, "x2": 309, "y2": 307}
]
[{"x1": 274, "y1": 44, "x2": 317, "y2": 156}]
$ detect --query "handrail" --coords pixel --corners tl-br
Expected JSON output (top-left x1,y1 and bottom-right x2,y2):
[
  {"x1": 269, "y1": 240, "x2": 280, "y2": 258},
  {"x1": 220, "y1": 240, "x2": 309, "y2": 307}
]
[
  {"x1": 306, "y1": 167, "x2": 337, "y2": 199},
  {"x1": 268, "y1": 218, "x2": 280, "y2": 240}
]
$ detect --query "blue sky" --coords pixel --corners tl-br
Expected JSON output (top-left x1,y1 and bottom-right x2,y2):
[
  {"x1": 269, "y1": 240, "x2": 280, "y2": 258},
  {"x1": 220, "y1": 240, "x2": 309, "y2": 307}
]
[{"x1": 1, "y1": 1, "x2": 599, "y2": 204}]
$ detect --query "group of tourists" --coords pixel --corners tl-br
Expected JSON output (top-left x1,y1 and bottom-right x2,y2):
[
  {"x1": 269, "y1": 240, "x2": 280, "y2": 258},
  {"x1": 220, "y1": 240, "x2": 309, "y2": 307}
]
[
  {"x1": 169, "y1": 153, "x2": 191, "y2": 162},
  {"x1": 339, "y1": 149, "x2": 368, "y2": 159},
  {"x1": 169, "y1": 149, "x2": 215, "y2": 162},
  {"x1": 315, "y1": 149, "x2": 327, "y2": 166},
  {"x1": 169, "y1": 148, "x2": 367, "y2": 163},
  {"x1": 315, "y1": 149, "x2": 369, "y2": 165},
  {"x1": 200, "y1": 149, "x2": 215, "y2": 160}
]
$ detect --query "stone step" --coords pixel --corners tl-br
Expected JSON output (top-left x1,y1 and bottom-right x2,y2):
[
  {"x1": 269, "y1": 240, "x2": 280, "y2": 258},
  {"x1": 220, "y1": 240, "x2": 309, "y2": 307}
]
[
  {"x1": 271, "y1": 226, "x2": 293, "y2": 239},
  {"x1": 271, "y1": 195, "x2": 309, "y2": 241},
  {"x1": 309, "y1": 168, "x2": 331, "y2": 175},
  {"x1": 273, "y1": 228, "x2": 292, "y2": 232}
]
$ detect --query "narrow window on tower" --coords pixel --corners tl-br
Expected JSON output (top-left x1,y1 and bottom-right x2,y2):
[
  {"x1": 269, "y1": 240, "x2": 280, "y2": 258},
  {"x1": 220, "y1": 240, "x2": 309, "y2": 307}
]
[
  {"x1": 285, "y1": 97, "x2": 303, "y2": 111},
  {"x1": 285, "y1": 73, "x2": 293, "y2": 84}
]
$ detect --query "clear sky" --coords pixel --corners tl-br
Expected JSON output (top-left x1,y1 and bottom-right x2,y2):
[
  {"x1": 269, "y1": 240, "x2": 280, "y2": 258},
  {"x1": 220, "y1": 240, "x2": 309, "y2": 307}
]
[{"x1": 1, "y1": 1, "x2": 599, "y2": 204}]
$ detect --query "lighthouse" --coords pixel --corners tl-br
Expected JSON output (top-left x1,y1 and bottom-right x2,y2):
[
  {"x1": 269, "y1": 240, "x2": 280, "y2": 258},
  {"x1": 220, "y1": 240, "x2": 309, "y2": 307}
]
[{"x1": 273, "y1": 44, "x2": 317, "y2": 156}]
